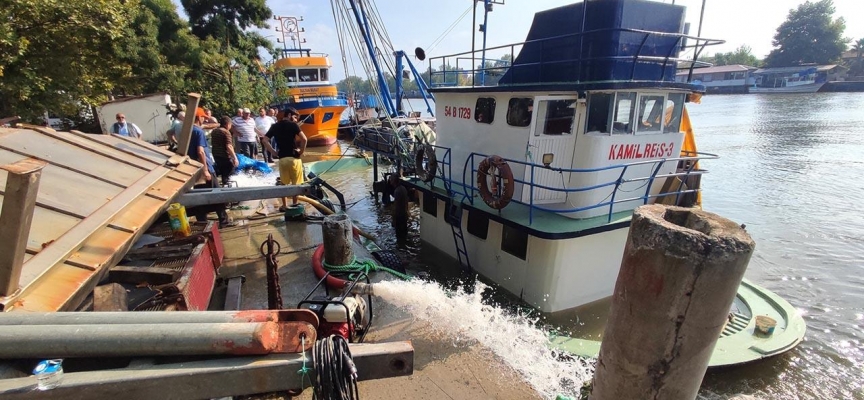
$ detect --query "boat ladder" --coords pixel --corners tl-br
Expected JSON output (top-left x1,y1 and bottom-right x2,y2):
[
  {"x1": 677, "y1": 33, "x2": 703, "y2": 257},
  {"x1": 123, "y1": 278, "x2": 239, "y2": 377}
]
[{"x1": 438, "y1": 166, "x2": 472, "y2": 272}]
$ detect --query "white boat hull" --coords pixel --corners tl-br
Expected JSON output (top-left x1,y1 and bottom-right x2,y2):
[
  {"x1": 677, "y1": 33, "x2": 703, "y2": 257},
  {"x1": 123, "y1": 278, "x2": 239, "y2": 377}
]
[
  {"x1": 419, "y1": 196, "x2": 629, "y2": 313},
  {"x1": 749, "y1": 82, "x2": 824, "y2": 94}
]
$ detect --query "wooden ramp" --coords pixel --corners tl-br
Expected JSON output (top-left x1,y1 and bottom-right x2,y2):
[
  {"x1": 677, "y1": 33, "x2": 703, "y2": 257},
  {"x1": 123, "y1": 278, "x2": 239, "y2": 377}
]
[{"x1": 0, "y1": 126, "x2": 202, "y2": 312}]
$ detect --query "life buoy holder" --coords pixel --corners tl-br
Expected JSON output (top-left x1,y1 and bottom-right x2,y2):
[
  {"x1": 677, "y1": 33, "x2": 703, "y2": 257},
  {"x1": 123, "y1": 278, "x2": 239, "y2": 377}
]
[
  {"x1": 414, "y1": 144, "x2": 438, "y2": 183},
  {"x1": 477, "y1": 155, "x2": 514, "y2": 210}
]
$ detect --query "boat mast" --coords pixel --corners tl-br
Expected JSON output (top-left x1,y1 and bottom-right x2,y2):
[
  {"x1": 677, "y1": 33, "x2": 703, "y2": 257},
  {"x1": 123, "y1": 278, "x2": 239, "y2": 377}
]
[
  {"x1": 274, "y1": 16, "x2": 310, "y2": 57},
  {"x1": 477, "y1": 0, "x2": 504, "y2": 86},
  {"x1": 347, "y1": 0, "x2": 397, "y2": 116}
]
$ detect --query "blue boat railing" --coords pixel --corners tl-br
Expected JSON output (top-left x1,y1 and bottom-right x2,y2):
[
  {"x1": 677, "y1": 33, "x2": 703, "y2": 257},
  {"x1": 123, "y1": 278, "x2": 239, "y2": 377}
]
[
  {"x1": 429, "y1": 27, "x2": 723, "y2": 88},
  {"x1": 445, "y1": 150, "x2": 719, "y2": 225}
]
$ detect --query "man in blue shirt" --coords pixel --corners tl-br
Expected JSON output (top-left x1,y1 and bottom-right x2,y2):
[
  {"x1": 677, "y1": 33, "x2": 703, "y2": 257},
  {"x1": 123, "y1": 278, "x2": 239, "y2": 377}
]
[{"x1": 186, "y1": 110, "x2": 232, "y2": 227}]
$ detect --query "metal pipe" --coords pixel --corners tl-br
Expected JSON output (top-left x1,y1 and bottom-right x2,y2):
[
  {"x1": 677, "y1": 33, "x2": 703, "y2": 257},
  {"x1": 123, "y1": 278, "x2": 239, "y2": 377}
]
[
  {"x1": 0, "y1": 341, "x2": 414, "y2": 400},
  {"x1": 0, "y1": 322, "x2": 315, "y2": 358},
  {"x1": 0, "y1": 310, "x2": 306, "y2": 325},
  {"x1": 0, "y1": 158, "x2": 45, "y2": 296},
  {"x1": 175, "y1": 184, "x2": 313, "y2": 207}
]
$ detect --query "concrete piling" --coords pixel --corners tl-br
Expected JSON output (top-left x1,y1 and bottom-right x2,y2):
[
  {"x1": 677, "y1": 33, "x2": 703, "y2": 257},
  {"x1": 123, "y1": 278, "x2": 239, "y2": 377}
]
[
  {"x1": 322, "y1": 214, "x2": 354, "y2": 267},
  {"x1": 590, "y1": 205, "x2": 755, "y2": 400}
]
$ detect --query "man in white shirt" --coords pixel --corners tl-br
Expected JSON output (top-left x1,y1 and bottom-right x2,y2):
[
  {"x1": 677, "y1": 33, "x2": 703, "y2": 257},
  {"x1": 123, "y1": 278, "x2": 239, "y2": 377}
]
[
  {"x1": 255, "y1": 107, "x2": 277, "y2": 162},
  {"x1": 231, "y1": 108, "x2": 262, "y2": 159},
  {"x1": 110, "y1": 113, "x2": 142, "y2": 139}
]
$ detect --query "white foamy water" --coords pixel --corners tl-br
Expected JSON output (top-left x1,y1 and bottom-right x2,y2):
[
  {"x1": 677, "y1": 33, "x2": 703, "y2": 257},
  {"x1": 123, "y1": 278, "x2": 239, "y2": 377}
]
[
  {"x1": 231, "y1": 171, "x2": 279, "y2": 187},
  {"x1": 372, "y1": 279, "x2": 595, "y2": 399}
]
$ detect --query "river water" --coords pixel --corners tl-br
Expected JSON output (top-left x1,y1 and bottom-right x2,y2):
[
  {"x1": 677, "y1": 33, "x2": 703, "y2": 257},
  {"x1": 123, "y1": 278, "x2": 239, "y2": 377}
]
[{"x1": 315, "y1": 94, "x2": 864, "y2": 399}]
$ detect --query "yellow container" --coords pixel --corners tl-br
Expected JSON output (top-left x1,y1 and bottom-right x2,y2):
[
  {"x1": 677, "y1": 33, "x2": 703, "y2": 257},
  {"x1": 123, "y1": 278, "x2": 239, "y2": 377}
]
[{"x1": 167, "y1": 203, "x2": 191, "y2": 237}]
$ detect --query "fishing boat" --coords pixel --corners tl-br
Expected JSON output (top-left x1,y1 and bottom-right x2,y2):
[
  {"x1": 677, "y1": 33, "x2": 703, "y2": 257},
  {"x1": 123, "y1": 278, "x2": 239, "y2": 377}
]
[
  {"x1": 341, "y1": 0, "x2": 805, "y2": 366},
  {"x1": 749, "y1": 66, "x2": 826, "y2": 93},
  {"x1": 270, "y1": 16, "x2": 348, "y2": 147}
]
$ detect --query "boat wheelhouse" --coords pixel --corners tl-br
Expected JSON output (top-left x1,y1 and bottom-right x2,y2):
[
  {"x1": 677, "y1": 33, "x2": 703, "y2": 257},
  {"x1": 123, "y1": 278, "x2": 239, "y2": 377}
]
[{"x1": 271, "y1": 16, "x2": 348, "y2": 147}]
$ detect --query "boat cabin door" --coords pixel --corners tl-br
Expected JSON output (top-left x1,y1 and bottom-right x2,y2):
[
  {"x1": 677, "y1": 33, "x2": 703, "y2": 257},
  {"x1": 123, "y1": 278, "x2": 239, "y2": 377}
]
[{"x1": 521, "y1": 96, "x2": 581, "y2": 205}]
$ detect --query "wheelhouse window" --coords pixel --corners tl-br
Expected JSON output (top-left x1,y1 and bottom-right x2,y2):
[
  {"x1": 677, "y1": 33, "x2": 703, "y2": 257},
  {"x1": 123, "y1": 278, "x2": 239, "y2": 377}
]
[
  {"x1": 319, "y1": 69, "x2": 329, "y2": 82},
  {"x1": 612, "y1": 92, "x2": 636, "y2": 134},
  {"x1": 636, "y1": 94, "x2": 665, "y2": 134},
  {"x1": 299, "y1": 69, "x2": 319, "y2": 82},
  {"x1": 475, "y1": 97, "x2": 496, "y2": 124},
  {"x1": 586, "y1": 93, "x2": 613, "y2": 133},
  {"x1": 663, "y1": 93, "x2": 686, "y2": 133},
  {"x1": 506, "y1": 98, "x2": 533, "y2": 127},
  {"x1": 543, "y1": 100, "x2": 577, "y2": 135},
  {"x1": 284, "y1": 69, "x2": 298, "y2": 83}
]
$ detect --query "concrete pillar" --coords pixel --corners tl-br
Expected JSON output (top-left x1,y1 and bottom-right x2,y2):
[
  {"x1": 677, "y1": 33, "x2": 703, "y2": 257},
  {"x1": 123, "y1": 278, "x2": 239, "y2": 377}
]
[
  {"x1": 590, "y1": 205, "x2": 755, "y2": 400},
  {"x1": 322, "y1": 214, "x2": 353, "y2": 267}
]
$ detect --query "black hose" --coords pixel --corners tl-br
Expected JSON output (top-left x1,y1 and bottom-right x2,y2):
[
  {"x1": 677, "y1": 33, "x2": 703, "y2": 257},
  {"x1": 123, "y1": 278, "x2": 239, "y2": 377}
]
[{"x1": 312, "y1": 335, "x2": 359, "y2": 400}]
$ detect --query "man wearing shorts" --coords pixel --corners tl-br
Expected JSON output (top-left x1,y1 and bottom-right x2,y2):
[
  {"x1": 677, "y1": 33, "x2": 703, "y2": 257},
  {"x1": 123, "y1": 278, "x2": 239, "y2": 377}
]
[{"x1": 262, "y1": 107, "x2": 307, "y2": 210}]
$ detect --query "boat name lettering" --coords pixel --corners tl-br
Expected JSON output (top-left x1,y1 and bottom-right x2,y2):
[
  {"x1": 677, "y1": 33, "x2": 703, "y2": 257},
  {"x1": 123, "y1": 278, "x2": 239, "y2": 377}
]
[
  {"x1": 444, "y1": 106, "x2": 471, "y2": 120},
  {"x1": 298, "y1": 88, "x2": 322, "y2": 93},
  {"x1": 608, "y1": 142, "x2": 675, "y2": 161}
]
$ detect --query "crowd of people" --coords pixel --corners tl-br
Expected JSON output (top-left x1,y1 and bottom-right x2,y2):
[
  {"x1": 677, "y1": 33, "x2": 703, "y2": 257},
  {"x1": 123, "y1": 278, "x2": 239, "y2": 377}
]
[{"x1": 116, "y1": 103, "x2": 308, "y2": 228}]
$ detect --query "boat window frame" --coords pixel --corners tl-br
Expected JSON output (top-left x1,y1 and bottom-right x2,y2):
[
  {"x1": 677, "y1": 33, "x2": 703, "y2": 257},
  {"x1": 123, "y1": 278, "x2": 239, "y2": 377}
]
[
  {"x1": 585, "y1": 92, "x2": 614, "y2": 135},
  {"x1": 540, "y1": 99, "x2": 577, "y2": 135},
  {"x1": 466, "y1": 209, "x2": 489, "y2": 240},
  {"x1": 422, "y1": 191, "x2": 437, "y2": 217},
  {"x1": 506, "y1": 97, "x2": 533, "y2": 127},
  {"x1": 284, "y1": 69, "x2": 298, "y2": 83},
  {"x1": 500, "y1": 224, "x2": 528, "y2": 260},
  {"x1": 475, "y1": 97, "x2": 496, "y2": 124},
  {"x1": 298, "y1": 68, "x2": 319, "y2": 82},
  {"x1": 611, "y1": 92, "x2": 637, "y2": 135},
  {"x1": 634, "y1": 93, "x2": 666, "y2": 135},
  {"x1": 319, "y1": 68, "x2": 329, "y2": 82}
]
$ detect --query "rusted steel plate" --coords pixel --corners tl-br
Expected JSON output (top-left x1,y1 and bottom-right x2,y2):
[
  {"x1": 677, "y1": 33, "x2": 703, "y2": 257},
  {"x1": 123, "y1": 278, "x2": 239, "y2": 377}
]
[{"x1": 0, "y1": 127, "x2": 202, "y2": 312}]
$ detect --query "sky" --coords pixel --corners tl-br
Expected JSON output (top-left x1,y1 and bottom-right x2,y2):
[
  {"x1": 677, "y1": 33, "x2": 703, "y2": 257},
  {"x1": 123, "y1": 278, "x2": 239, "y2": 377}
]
[{"x1": 244, "y1": 0, "x2": 864, "y2": 81}]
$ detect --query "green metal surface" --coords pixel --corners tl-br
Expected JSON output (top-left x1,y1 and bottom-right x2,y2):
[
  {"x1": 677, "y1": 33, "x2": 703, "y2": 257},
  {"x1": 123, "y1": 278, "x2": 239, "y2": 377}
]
[{"x1": 550, "y1": 278, "x2": 807, "y2": 367}]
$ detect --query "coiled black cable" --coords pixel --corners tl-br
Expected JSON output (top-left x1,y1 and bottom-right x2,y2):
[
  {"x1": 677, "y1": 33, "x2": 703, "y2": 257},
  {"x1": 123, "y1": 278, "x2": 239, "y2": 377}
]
[{"x1": 312, "y1": 335, "x2": 359, "y2": 400}]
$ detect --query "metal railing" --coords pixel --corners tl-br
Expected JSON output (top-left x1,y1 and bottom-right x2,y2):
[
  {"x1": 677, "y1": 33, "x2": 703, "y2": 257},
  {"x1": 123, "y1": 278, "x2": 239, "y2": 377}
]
[
  {"x1": 450, "y1": 150, "x2": 718, "y2": 225},
  {"x1": 429, "y1": 27, "x2": 723, "y2": 88}
]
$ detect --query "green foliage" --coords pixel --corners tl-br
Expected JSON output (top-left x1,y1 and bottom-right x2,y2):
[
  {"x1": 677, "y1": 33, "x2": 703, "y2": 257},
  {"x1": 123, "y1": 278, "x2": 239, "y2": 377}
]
[
  {"x1": 765, "y1": 0, "x2": 848, "y2": 67},
  {"x1": 698, "y1": 45, "x2": 762, "y2": 67},
  {"x1": 0, "y1": 0, "x2": 278, "y2": 128},
  {"x1": 0, "y1": 0, "x2": 130, "y2": 121},
  {"x1": 848, "y1": 38, "x2": 864, "y2": 76}
]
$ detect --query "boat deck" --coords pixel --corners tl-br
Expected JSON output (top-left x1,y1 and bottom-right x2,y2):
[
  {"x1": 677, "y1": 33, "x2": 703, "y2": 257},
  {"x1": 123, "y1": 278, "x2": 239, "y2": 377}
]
[{"x1": 408, "y1": 177, "x2": 633, "y2": 239}]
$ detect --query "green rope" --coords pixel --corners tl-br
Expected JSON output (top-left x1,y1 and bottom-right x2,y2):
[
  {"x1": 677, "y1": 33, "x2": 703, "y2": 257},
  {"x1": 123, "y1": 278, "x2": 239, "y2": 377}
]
[
  {"x1": 323, "y1": 255, "x2": 413, "y2": 281},
  {"x1": 297, "y1": 335, "x2": 313, "y2": 389}
]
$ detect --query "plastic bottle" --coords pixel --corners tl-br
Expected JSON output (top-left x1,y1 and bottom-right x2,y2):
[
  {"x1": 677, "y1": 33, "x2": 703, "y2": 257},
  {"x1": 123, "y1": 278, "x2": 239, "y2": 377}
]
[
  {"x1": 33, "y1": 359, "x2": 63, "y2": 390},
  {"x1": 167, "y1": 203, "x2": 191, "y2": 237}
]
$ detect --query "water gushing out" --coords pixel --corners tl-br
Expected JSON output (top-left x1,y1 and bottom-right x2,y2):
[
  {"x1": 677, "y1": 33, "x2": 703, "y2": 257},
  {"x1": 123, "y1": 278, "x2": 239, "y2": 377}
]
[{"x1": 371, "y1": 279, "x2": 595, "y2": 399}]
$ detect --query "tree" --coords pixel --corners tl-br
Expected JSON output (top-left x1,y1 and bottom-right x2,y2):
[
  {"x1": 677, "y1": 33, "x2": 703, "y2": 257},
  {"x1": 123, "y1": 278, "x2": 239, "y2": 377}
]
[
  {"x1": 698, "y1": 45, "x2": 761, "y2": 67},
  {"x1": 0, "y1": 0, "x2": 131, "y2": 121},
  {"x1": 765, "y1": 0, "x2": 847, "y2": 67},
  {"x1": 849, "y1": 38, "x2": 864, "y2": 76}
]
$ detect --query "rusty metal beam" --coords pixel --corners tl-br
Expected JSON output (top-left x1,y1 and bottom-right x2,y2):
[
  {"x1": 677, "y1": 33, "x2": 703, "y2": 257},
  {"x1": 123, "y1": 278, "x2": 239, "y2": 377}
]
[
  {"x1": 0, "y1": 321, "x2": 316, "y2": 358},
  {"x1": 175, "y1": 184, "x2": 313, "y2": 207},
  {"x1": 0, "y1": 342, "x2": 413, "y2": 400},
  {"x1": 0, "y1": 310, "x2": 319, "y2": 327},
  {"x1": 175, "y1": 94, "x2": 200, "y2": 157},
  {"x1": 0, "y1": 159, "x2": 46, "y2": 296}
]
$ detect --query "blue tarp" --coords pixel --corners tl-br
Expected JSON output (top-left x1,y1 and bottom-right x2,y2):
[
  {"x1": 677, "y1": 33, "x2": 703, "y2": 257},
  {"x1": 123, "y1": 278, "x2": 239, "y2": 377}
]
[{"x1": 236, "y1": 154, "x2": 272, "y2": 174}]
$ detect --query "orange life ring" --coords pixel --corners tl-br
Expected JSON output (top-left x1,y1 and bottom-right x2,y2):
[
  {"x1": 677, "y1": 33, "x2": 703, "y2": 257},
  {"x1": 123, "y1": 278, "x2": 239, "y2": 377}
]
[
  {"x1": 414, "y1": 144, "x2": 438, "y2": 183},
  {"x1": 477, "y1": 155, "x2": 514, "y2": 210}
]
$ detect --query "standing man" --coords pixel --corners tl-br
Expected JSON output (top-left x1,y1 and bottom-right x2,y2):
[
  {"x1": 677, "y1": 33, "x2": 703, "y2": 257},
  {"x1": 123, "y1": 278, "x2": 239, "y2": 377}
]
[
  {"x1": 187, "y1": 110, "x2": 231, "y2": 227},
  {"x1": 231, "y1": 108, "x2": 262, "y2": 159},
  {"x1": 388, "y1": 174, "x2": 409, "y2": 244},
  {"x1": 166, "y1": 111, "x2": 184, "y2": 149},
  {"x1": 111, "y1": 113, "x2": 142, "y2": 139},
  {"x1": 255, "y1": 107, "x2": 276, "y2": 163},
  {"x1": 211, "y1": 116, "x2": 239, "y2": 187},
  {"x1": 262, "y1": 107, "x2": 307, "y2": 210}
]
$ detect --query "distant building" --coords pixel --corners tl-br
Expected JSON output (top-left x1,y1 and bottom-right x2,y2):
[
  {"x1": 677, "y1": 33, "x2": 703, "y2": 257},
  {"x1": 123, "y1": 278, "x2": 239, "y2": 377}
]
[{"x1": 675, "y1": 65, "x2": 757, "y2": 94}]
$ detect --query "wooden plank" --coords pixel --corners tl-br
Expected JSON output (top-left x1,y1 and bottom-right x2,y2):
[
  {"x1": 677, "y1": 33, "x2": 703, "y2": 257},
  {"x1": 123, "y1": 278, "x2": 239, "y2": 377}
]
[
  {"x1": 16, "y1": 167, "x2": 174, "y2": 290},
  {"x1": 93, "y1": 283, "x2": 128, "y2": 311},
  {"x1": 0, "y1": 128, "x2": 146, "y2": 186},
  {"x1": 23, "y1": 126, "x2": 157, "y2": 171},
  {"x1": 0, "y1": 159, "x2": 45, "y2": 296}
]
